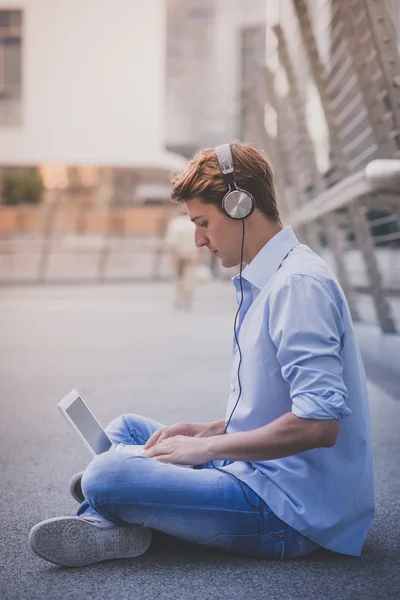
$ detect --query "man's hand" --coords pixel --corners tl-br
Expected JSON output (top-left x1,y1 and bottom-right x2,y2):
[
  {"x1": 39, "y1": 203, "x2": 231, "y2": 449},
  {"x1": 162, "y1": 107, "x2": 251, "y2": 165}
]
[
  {"x1": 143, "y1": 420, "x2": 224, "y2": 451},
  {"x1": 143, "y1": 435, "x2": 213, "y2": 465}
]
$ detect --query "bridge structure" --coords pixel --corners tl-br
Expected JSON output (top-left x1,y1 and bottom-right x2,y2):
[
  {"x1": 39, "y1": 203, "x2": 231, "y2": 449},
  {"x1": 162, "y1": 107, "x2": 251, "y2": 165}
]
[{"x1": 243, "y1": 0, "x2": 400, "y2": 333}]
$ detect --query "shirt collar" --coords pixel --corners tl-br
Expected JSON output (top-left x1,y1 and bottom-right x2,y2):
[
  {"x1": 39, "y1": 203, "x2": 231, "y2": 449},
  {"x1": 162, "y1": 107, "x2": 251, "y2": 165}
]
[{"x1": 233, "y1": 226, "x2": 300, "y2": 292}]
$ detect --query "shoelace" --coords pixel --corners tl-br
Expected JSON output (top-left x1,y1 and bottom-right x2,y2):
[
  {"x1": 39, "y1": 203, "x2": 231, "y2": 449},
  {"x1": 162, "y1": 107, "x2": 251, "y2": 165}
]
[{"x1": 78, "y1": 515, "x2": 115, "y2": 528}]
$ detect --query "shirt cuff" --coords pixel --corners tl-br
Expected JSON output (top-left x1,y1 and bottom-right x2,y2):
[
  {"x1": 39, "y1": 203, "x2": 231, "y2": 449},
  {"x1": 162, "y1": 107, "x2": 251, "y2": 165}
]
[{"x1": 292, "y1": 392, "x2": 352, "y2": 421}]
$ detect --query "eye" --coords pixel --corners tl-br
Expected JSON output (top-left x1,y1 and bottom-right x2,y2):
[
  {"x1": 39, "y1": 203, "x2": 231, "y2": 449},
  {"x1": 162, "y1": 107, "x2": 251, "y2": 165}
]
[{"x1": 199, "y1": 221, "x2": 208, "y2": 228}]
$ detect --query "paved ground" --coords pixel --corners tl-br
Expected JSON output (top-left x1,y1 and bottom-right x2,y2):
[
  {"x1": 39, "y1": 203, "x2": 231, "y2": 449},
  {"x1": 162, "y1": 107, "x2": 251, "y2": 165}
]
[{"x1": 0, "y1": 282, "x2": 399, "y2": 600}]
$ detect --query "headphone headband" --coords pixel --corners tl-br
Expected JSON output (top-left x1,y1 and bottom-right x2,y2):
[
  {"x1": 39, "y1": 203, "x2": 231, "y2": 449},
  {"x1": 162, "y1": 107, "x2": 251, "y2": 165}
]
[
  {"x1": 215, "y1": 143, "x2": 255, "y2": 220},
  {"x1": 215, "y1": 144, "x2": 235, "y2": 189}
]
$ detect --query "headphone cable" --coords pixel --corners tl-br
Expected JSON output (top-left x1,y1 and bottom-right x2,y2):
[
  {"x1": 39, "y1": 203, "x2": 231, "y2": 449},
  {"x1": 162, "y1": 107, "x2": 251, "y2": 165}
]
[
  {"x1": 210, "y1": 219, "x2": 262, "y2": 512},
  {"x1": 223, "y1": 218, "x2": 245, "y2": 435}
]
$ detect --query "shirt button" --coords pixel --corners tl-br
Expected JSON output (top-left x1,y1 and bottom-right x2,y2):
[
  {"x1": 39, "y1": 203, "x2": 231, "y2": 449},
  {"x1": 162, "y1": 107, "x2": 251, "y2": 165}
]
[
  {"x1": 230, "y1": 383, "x2": 235, "y2": 392},
  {"x1": 278, "y1": 532, "x2": 284, "y2": 539}
]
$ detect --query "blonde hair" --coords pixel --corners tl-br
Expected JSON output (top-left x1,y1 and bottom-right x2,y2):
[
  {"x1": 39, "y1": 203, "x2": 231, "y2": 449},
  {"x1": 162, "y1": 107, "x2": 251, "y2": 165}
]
[{"x1": 170, "y1": 141, "x2": 280, "y2": 222}]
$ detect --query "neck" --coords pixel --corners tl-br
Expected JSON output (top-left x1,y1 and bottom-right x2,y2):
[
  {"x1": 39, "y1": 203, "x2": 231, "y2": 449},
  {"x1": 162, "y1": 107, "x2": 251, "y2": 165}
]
[{"x1": 242, "y1": 218, "x2": 283, "y2": 264}]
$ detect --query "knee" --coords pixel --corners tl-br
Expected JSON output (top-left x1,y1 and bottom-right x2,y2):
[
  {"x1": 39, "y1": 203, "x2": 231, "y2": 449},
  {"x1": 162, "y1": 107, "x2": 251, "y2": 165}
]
[
  {"x1": 105, "y1": 413, "x2": 162, "y2": 445},
  {"x1": 105, "y1": 413, "x2": 130, "y2": 434},
  {"x1": 104, "y1": 413, "x2": 142, "y2": 440},
  {"x1": 81, "y1": 451, "x2": 127, "y2": 506}
]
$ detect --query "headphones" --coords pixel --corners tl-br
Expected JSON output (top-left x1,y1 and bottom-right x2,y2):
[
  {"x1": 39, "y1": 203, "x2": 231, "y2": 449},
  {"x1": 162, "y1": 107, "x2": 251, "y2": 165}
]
[
  {"x1": 213, "y1": 141, "x2": 252, "y2": 434},
  {"x1": 215, "y1": 143, "x2": 255, "y2": 220}
]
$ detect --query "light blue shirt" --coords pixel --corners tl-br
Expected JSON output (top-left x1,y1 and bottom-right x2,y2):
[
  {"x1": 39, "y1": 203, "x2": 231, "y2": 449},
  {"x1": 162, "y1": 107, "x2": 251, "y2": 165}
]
[{"x1": 223, "y1": 226, "x2": 374, "y2": 556}]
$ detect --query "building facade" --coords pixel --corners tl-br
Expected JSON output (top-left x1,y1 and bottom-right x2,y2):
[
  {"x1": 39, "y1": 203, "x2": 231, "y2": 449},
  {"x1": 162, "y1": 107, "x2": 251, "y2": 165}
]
[
  {"x1": 0, "y1": 0, "x2": 185, "y2": 175},
  {"x1": 166, "y1": 0, "x2": 266, "y2": 157}
]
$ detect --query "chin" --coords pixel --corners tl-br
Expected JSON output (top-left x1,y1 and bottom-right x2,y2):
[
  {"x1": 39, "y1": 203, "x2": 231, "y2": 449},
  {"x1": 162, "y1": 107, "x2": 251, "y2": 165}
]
[{"x1": 220, "y1": 257, "x2": 236, "y2": 269}]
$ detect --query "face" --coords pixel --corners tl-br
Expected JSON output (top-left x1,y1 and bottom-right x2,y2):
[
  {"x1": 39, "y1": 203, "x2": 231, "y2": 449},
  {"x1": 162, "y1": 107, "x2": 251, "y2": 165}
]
[{"x1": 185, "y1": 197, "x2": 243, "y2": 268}]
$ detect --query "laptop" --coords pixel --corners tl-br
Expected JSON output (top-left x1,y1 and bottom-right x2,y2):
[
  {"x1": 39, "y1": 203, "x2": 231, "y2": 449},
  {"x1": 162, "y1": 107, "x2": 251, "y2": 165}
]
[{"x1": 57, "y1": 389, "x2": 145, "y2": 458}]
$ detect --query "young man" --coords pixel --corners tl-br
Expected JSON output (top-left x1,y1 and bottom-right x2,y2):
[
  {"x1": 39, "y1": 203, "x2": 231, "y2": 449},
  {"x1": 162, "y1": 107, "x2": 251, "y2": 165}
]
[{"x1": 29, "y1": 142, "x2": 374, "y2": 567}]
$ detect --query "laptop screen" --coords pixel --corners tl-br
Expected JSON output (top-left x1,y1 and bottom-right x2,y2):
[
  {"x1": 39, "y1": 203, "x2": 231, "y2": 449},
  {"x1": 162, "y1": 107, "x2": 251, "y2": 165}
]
[{"x1": 66, "y1": 397, "x2": 112, "y2": 454}]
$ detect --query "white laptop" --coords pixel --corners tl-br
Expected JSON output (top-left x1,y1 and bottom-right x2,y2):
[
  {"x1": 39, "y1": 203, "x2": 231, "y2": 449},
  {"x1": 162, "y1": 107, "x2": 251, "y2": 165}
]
[{"x1": 58, "y1": 389, "x2": 145, "y2": 458}]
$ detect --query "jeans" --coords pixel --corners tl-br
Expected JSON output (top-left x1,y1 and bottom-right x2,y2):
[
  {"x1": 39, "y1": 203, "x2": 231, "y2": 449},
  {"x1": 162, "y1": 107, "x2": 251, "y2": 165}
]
[{"x1": 76, "y1": 414, "x2": 319, "y2": 560}]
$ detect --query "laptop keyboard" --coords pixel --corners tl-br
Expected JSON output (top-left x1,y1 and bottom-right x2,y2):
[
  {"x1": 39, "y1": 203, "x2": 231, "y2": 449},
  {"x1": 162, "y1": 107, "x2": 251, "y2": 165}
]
[{"x1": 113, "y1": 444, "x2": 145, "y2": 455}]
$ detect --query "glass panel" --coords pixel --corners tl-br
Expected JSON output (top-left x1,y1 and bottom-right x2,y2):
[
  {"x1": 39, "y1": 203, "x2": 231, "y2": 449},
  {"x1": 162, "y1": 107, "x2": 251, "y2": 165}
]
[
  {"x1": 0, "y1": 97, "x2": 21, "y2": 126},
  {"x1": 0, "y1": 10, "x2": 22, "y2": 29},
  {"x1": 0, "y1": 11, "x2": 11, "y2": 29},
  {"x1": 4, "y1": 38, "x2": 21, "y2": 89},
  {"x1": 9, "y1": 11, "x2": 22, "y2": 28}
]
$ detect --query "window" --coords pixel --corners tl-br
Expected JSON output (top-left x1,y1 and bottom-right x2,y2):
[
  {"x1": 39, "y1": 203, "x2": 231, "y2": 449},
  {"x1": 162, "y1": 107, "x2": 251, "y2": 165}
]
[{"x1": 0, "y1": 9, "x2": 23, "y2": 126}]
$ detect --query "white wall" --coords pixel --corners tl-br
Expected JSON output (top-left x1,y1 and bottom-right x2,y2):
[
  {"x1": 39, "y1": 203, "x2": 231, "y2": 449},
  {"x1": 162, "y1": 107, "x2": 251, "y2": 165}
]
[{"x1": 0, "y1": 0, "x2": 185, "y2": 169}]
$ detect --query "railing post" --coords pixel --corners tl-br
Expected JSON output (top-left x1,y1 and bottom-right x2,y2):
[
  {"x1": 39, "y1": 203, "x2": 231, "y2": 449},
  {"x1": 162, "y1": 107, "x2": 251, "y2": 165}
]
[
  {"x1": 348, "y1": 201, "x2": 396, "y2": 332},
  {"x1": 263, "y1": 66, "x2": 321, "y2": 248},
  {"x1": 36, "y1": 187, "x2": 63, "y2": 283}
]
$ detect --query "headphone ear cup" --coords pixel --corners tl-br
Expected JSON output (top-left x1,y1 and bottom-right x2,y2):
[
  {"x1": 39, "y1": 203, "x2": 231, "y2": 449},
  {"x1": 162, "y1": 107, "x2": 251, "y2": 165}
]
[{"x1": 222, "y1": 189, "x2": 254, "y2": 220}]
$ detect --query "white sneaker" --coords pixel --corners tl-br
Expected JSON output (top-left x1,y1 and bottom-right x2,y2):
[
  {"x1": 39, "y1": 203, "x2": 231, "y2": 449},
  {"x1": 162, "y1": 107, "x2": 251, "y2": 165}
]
[
  {"x1": 69, "y1": 472, "x2": 85, "y2": 503},
  {"x1": 28, "y1": 516, "x2": 152, "y2": 567}
]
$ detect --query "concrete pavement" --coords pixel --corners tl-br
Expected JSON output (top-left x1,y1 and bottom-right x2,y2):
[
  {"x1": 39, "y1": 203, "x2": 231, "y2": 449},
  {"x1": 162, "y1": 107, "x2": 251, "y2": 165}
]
[{"x1": 0, "y1": 282, "x2": 399, "y2": 600}]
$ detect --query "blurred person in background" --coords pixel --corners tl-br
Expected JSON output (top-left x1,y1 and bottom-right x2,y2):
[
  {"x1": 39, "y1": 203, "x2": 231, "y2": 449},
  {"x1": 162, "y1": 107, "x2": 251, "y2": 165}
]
[{"x1": 165, "y1": 204, "x2": 198, "y2": 310}]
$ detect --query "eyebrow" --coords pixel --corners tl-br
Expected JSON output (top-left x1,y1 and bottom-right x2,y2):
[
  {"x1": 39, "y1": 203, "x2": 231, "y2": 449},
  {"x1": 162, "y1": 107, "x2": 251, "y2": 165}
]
[{"x1": 190, "y1": 215, "x2": 204, "y2": 223}]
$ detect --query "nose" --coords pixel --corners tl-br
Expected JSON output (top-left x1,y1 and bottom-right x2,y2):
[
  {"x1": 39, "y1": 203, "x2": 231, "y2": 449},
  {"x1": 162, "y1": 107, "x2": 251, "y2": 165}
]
[{"x1": 195, "y1": 228, "x2": 208, "y2": 249}]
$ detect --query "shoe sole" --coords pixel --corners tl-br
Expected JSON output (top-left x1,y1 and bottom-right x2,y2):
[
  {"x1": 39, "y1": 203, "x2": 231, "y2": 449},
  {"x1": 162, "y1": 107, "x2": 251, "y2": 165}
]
[{"x1": 29, "y1": 517, "x2": 152, "y2": 567}]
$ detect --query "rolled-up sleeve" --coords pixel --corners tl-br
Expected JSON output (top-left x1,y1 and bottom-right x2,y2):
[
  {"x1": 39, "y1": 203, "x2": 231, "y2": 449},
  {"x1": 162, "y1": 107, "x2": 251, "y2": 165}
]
[{"x1": 268, "y1": 274, "x2": 352, "y2": 421}]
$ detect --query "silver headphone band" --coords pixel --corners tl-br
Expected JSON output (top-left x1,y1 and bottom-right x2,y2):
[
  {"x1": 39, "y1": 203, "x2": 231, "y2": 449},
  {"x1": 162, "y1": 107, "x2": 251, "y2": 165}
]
[{"x1": 215, "y1": 143, "x2": 255, "y2": 220}]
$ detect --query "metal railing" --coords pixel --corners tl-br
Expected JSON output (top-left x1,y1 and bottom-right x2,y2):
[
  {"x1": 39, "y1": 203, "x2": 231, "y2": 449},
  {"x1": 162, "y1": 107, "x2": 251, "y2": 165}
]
[{"x1": 241, "y1": 0, "x2": 400, "y2": 333}]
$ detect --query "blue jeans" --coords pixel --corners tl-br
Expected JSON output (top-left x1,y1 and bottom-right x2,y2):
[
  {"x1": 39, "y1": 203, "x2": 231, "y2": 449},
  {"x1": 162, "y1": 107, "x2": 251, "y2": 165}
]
[{"x1": 76, "y1": 414, "x2": 319, "y2": 560}]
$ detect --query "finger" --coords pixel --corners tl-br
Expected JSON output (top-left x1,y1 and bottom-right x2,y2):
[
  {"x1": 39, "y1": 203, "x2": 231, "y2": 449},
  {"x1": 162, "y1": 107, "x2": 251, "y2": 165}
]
[
  {"x1": 144, "y1": 427, "x2": 167, "y2": 450},
  {"x1": 143, "y1": 446, "x2": 171, "y2": 462},
  {"x1": 144, "y1": 439, "x2": 174, "y2": 459},
  {"x1": 143, "y1": 443, "x2": 165, "y2": 458},
  {"x1": 156, "y1": 430, "x2": 173, "y2": 445},
  {"x1": 145, "y1": 440, "x2": 184, "y2": 461}
]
